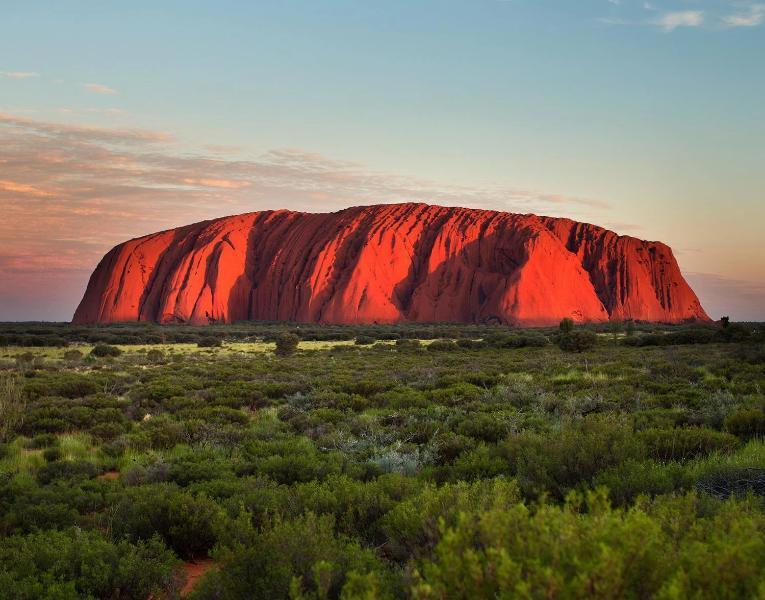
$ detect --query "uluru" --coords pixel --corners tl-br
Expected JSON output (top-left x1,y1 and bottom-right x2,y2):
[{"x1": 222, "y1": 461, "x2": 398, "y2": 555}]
[{"x1": 72, "y1": 203, "x2": 709, "y2": 326}]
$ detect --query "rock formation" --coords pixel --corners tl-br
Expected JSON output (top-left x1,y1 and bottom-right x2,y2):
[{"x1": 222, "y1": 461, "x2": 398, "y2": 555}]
[{"x1": 72, "y1": 203, "x2": 709, "y2": 326}]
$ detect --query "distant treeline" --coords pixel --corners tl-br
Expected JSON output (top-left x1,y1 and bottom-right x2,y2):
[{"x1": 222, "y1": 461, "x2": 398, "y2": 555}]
[{"x1": 0, "y1": 320, "x2": 762, "y2": 348}]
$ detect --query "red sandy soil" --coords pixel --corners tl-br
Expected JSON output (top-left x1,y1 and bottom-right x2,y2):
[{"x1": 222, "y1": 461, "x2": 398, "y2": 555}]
[
  {"x1": 180, "y1": 559, "x2": 216, "y2": 597},
  {"x1": 73, "y1": 202, "x2": 708, "y2": 326},
  {"x1": 97, "y1": 470, "x2": 120, "y2": 480}
]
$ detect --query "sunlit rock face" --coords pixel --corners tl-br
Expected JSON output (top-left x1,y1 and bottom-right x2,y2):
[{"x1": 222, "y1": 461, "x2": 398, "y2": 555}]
[{"x1": 72, "y1": 203, "x2": 709, "y2": 326}]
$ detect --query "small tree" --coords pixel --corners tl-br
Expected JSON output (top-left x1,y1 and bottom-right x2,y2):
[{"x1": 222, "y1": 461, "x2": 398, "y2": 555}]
[
  {"x1": 625, "y1": 320, "x2": 636, "y2": 337},
  {"x1": 721, "y1": 316, "x2": 730, "y2": 329},
  {"x1": 275, "y1": 334, "x2": 299, "y2": 356},
  {"x1": 0, "y1": 375, "x2": 26, "y2": 443},
  {"x1": 559, "y1": 318, "x2": 574, "y2": 333}
]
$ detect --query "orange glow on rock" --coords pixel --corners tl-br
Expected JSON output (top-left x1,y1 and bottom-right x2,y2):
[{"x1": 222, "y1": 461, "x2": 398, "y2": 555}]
[{"x1": 72, "y1": 203, "x2": 709, "y2": 326}]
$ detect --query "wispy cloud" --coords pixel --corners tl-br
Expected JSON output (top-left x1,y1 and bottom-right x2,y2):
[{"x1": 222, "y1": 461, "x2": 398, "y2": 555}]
[
  {"x1": 0, "y1": 179, "x2": 53, "y2": 197},
  {"x1": 0, "y1": 71, "x2": 39, "y2": 79},
  {"x1": 655, "y1": 10, "x2": 704, "y2": 32},
  {"x1": 723, "y1": 3, "x2": 765, "y2": 27},
  {"x1": 600, "y1": 2, "x2": 764, "y2": 31},
  {"x1": 0, "y1": 112, "x2": 170, "y2": 144},
  {"x1": 84, "y1": 82, "x2": 117, "y2": 95},
  {"x1": 0, "y1": 112, "x2": 612, "y2": 320}
]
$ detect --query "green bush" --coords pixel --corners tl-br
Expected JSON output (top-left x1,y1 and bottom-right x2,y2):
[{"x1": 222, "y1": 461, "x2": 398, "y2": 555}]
[
  {"x1": 380, "y1": 479, "x2": 520, "y2": 562},
  {"x1": 498, "y1": 416, "x2": 645, "y2": 499},
  {"x1": 427, "y1": 340, "x2": 460, "y2": 352},
  {"x1": 639, "y1": 427, "x2": 739, "y2": 461},
  {"x1": 557, "y1": 330, "x2": 598, "y2": 352},
  {"x1": 0, "y1": 528, "x2": 181, "y2": 599},
  {"x1": 90, "y1": 344, "x2": 122, "y2": 357},
  {"x1": 275, "y1": 333, "x2": 300, "y2": 356},
  {"x1": 395, "y1": 339, "x2": 421, "y2": 351},
  {"x1": 42, "y1": 447, "x2": 62, "y2": 462},
  {"x1": 62, "y1": 349, "x2": 83, "y2": 362},
  {"x1": 36, "y1": 459, "x2": 97, "y2": 484},
  {"x1": 27, "y1": 433, "x2": 58, "y2": 449},
  {"x1": 725, "y1": 409, "x2": 765, "y2": 440},
  {"x1": 146, "y1": 348, "x2": 165, "y2": 362},
  {"x1": 192, "y1": 513, "x2": 391, "y2": 600},
  {"x1": 412, "y1": 490, "x2": 765, "y2": 599},
  {"x1": 108, "y1": 484, "x2": 223, "y2": 559}
]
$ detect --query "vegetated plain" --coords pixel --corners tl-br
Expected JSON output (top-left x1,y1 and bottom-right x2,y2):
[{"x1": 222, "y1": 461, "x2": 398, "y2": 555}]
[{"x1": 0, "y1": 320, "x2": 764, "y2": 599}]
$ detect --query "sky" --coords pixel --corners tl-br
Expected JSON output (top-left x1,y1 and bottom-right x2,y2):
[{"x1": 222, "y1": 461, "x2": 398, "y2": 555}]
[{"x1": 1, "y1": 0, "x2": 763, "y2": 322}]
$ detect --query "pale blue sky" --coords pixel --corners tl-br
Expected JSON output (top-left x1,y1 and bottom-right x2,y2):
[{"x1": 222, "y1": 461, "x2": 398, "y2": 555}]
[{"x1": 1, "y1": 0, "x2": 763, "y2": 320}]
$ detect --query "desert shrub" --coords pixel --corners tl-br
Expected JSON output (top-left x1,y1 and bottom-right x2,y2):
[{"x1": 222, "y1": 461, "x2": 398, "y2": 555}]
[
  {"x1": 411, "y1": 490, "x2": 765, "y2": 599},
  {"x1": 715, "y1": 323, "x2": 752, "y2": 342},
  {"x1": 380, "y1": 478, "x2": 520, "y2": 562},
  {"x1": 132, "y1": 380, "x2": 187, "y2": 405},
  {"x1": 725, "y1": 408, "x2": 765, "y2": 440},
  {"x1": 395, "y1": 339, "x2": 421, "y2": 351},
  {"x1": 0, "y1": 375, "x2": 26, "y2": 443},
  {"x1": 485, "y1": 333, "x2": 547, "y2": 349},
  {"x1": 625, "y1": 328, "x2": 718, "y2": 347},
  {"x1": 27, "y1": 433, "x2": 58, "y2": 449},
  {"x1": 498, "y1": 416, "x2": 645, "y2": 499},
  {"x1": 269, "y1": 474, "x2": 422, "y2": 542},
  {"x1": 371, "y1": 387, "x2": 428, "y2": 410},
  {"x1": 275, "y1": 333, "x2": 300, "y2": 356},
  {"x1": 427, "y1": 340, "x2": 459, "y2": 352},
  {"x1": 108, "y1": 484, "x2": 224, "y2": 559},
  {"x1": 62, "y1": 349, "x2": 83, "y2": 362},
  {"x1": 42, "y1": 447, "x2": 62, "y2": 462},
  {"x1": 139, "y1": 416, "x2": 185, "y2": 450},
  {"x1": 431, "y1": 432, "x2": 476, "y2": 465},
  {"x1": 449, "y1": 444, "x2": 507, "y2": 481},
  {"x1": 595, "y1": 459, "x2": 692, "y2": 505},
  {"x1": 102, "y1": 437, "x2": 129, "y2": 458},
  {"x1": 238, "y1": 437, "x2": 345, "y2": 484},
  {"x1": 426, "y1": 383, "x2": 482, "y2": 406},
  {"x1": 639, "y1": 428, "x2": 739, "y2": 461},
  {"x1": 24, "y1": 374, "x2": 101, "y2": 400},
  {"x1": 355, "y1": 335, "x2": 376, "y2": 345},
  {"x1": 0, "y1": 528, "x2": 181, "y2": 599},
  {"x1": 456, "y1": 339, "x2": 487, "y2": 350},
  {"x1": 557, "y1": 330, "x2": 598, "y2": 353},
  {"x1": 197, "y1": 336, "x2": 222, "y2": 348},
  {"x1": 559, "y1": 317, "x2": 575, "y2": 333},
  {"x1": 455, "y1": 413, "x2": 509, "y2": 443},
  {"x1": 90, "y1": 344, "x2": 122, "y2": 357},
  {"x1": 36, "y1": 460, "x2": 98, "y2": 485},
  {"x1": 192, "y1": 513, "x2": 390, "y2": 600},
  {"x1": 146, "y1": 348, "x2": 165, "y2": 362},
  {"x1": 90, "y1": 421, "x2": 126, "y2": 441}
]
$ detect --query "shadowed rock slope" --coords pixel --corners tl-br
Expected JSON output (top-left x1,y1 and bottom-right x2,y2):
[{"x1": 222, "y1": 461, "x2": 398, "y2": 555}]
[{"x1": 73, "y1": 203, "x2": 709, "y2": 326}]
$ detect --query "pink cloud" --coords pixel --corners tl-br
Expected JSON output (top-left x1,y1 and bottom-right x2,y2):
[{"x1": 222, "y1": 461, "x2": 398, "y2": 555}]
[
  {"x1": 84, "y1": 82, "x2": 117, "y2": 95},
  {"x1": 0, "y1": 111, "x2": 612, "y2": 320},
  {"x1": 0, "y1": 179, "x2": 52, "y2": 197}
]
